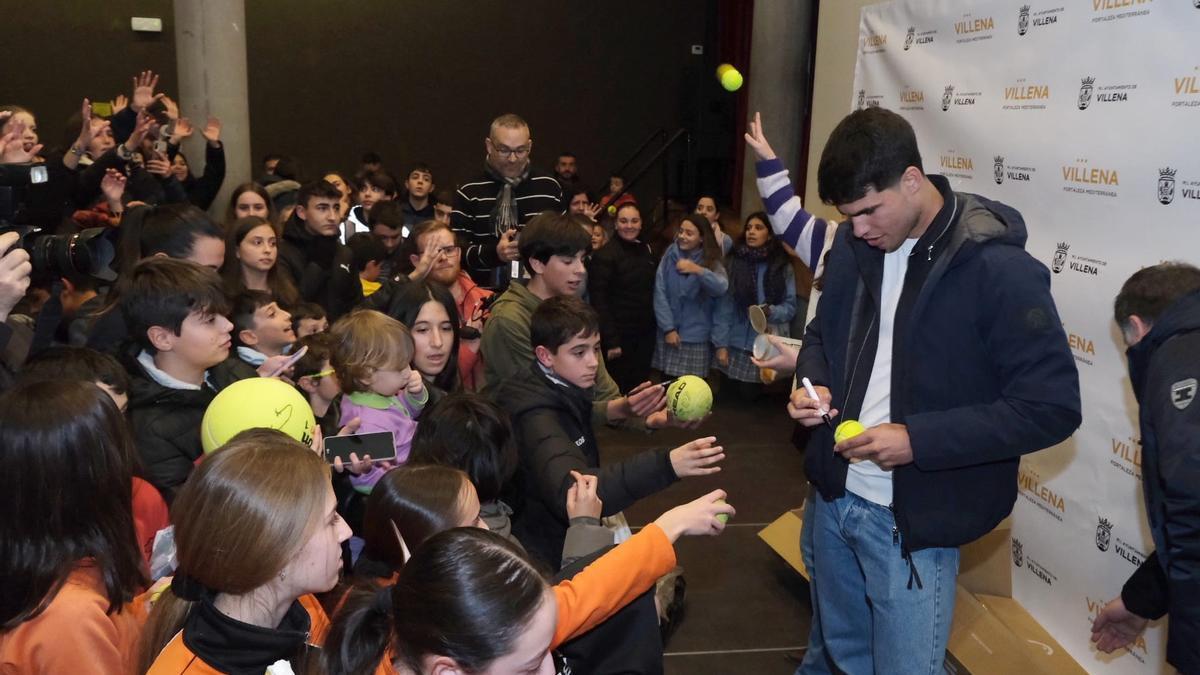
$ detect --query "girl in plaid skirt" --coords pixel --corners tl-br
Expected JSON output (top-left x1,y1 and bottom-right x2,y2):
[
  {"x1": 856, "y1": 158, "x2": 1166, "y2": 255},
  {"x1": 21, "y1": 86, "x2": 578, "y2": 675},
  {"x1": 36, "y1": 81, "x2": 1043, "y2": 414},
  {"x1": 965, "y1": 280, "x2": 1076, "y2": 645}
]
[{"x1": 651, "y1": 214, "x2": 728, "y2": 378}]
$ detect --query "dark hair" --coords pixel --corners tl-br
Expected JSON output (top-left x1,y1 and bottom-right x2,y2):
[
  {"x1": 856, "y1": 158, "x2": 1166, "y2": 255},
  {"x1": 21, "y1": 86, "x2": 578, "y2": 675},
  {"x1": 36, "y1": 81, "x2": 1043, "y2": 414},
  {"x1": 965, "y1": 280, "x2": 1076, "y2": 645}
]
[
  {"x1": 224, "y1": 182, "x2": 278, "y2": 226},
  {"x1": 290, "y1": 302, "x2": 327, "y2": 334},
  {"x1": 261, "y1": 152, "x2": 282, "y2": 165},
  {"x1": 569, "y1": 187, "x2": 593, "y2": 203},
  {"x1": 229, "y1": 290, "x2": 276, "y2": 347},
  {"x1": 118, "y1": 257, "x2": 230, "y2": 353},
  {"x1": 384, "y1": 281, "x2": 461, "y2": 392},
  {"x1": 694, "y1": 194, "x2": 719, "y2": 210},
  {"x1": 409, "y1": 393, "x2": 517, "y2": 504},
  {"x1": 117, "y1": 203, "x2": 224, "y2": 276},
  {"x1": 817, "y1": 107, "x2": 923, "y2": 206},
  {"x1": 272, "y1": 155, "x2": 300, "y2": 181},
  {"x1": 1114, "y1": 261, "x2": 1200, "y2": 335},
  {"x1": 360, "y1": 465, "x2": 472, "y2": 574},
  {"x1": 434, "y1": 189, "x2": 454, "y2": 206},
  {"x1": 293, "y1": 332, "x2": 337, "y2": 382},
  {"x1": 221, "y1": 216, "x2": 299, "y2": 306},
  {"x1": 19, "y1": 346, "x2": 130, "y2": 395},
  {"x1": 531, "y1": 295, "x2": 598, "y2": 353},
  {"x1": 519, "y1": 211, "x2": 591, "y2": 273},
  {"x1": 0, "y1": 381, "x2": 145, "y2": 628},
  {"x1": 297, "y1": 179, "x2": 342, "y2": 209},
  {"x1": 356, "y1": 169, "x2": 398, "y2": 197},
  {"x1": 399, "y1": 219, "x2": 455, "y2": 274},
  {"x1": 367, "y1": 200, "x2": 405, "y2": 231},
  {"x1": 361, "y1": 151, "x2": 383, "y2": 165},
  {"x1": 323, "y1": 528, "x2": 547, "y2": 675},
  {"x1": 405, "y1": 162, "x2": 434, "y2": 180},
  {"x1": 558, "y1": 151, "x2": 577, "y2": 160},
  {"x1": 678, "y1": 213, "x2": 723, "y2": 270},
  {"x1": 347, "y1": 232, "x2": 387, "y2": 275}
]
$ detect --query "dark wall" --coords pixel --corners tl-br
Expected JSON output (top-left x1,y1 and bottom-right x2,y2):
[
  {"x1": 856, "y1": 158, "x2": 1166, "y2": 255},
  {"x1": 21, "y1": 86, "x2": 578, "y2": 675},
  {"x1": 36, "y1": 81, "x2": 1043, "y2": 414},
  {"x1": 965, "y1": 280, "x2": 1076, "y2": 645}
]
[
  {"x1": 244, "y1": 1, "x2": 715, "y2": 196},
  {"x1": 5, "y1": 2, "x2": 728, "y2": 201},
  {"x1": 6, "y1": 1, "x2": 176, "y2": 150}
]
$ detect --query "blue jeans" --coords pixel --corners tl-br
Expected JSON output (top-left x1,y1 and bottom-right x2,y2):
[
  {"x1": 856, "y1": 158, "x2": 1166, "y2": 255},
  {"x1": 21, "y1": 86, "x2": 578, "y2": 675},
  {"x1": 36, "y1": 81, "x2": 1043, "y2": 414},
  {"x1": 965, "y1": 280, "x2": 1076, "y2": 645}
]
[
  {"x1": 812, "y1": 491, "x2": 959, "y2": 675},
  {"x1": 796, "y1": 487, "x2": 833, "y2": 674}
]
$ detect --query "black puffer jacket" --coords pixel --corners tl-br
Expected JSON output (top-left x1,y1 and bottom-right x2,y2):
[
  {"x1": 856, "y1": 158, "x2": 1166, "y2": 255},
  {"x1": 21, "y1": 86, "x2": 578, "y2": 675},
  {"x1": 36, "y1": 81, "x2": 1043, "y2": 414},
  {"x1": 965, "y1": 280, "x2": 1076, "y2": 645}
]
[
  {"x1": 494, "y1": 362, "x2": 677, "y2": 568},
  {"x1": 277, "y1": 214, "x2": 359, "y2": 320},
  {"x1": 587, "y1": 235, "x2": 657, "y2": 351},
  {"x1": 126, "y1": 357, "x2": 216, "y2": 506}
]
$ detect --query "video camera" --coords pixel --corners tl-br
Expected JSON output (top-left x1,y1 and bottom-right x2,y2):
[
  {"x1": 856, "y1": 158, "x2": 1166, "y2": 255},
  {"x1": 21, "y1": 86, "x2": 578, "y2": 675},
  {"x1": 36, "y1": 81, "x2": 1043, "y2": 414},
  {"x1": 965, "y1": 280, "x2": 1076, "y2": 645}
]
[{"x1": 0, "y1": 163, "x2": 117, "y2": 284}]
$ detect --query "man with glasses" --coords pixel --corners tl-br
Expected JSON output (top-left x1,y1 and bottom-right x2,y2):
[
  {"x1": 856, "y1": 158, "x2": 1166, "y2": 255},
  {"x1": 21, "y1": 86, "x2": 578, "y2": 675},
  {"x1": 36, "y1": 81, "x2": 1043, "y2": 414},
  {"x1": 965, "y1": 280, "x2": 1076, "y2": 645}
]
[{"x1": 451, "y1": 113, "x2": 564, "y2": 288}]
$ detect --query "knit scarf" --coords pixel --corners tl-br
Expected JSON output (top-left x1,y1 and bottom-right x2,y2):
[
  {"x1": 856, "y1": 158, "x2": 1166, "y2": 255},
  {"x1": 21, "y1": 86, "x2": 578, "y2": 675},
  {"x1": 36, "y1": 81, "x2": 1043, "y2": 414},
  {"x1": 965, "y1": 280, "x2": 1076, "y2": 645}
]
[
  {"x1": 488, "y1": 164, "x2": 528, "y2": 236},
  {"x1": 729, "y1": 240, "x2": 787, "y2": 309}
]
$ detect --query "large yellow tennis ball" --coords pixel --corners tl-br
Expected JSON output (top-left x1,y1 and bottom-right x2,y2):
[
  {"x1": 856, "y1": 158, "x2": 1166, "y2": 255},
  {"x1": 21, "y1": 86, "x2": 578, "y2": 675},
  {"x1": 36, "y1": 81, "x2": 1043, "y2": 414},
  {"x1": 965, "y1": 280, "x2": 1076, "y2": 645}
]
[
  {"x1": 201, "y1": 377, "x2": 316, "y2": 454},
  {"x1": 834, "y1": 419, "x2": 866, "y2": 445},
  {"x1": 720, "y1": 68, "x2": 744, "y2": 92},
  {"x1": 716, "y1": 63, "x2": 734, "y2": 79},
  {"x1": 666, "y1": 375, "x2": 713, "y2": 422}
]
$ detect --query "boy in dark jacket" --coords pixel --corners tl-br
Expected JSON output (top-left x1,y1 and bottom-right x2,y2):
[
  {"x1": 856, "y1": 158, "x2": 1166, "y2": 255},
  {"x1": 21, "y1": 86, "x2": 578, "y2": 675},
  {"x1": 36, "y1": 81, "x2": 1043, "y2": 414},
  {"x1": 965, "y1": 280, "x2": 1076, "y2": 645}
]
[
  {"x1": 494, "y1": 295, "x2": 725, "y2": 568},
  {"x1": 119, "y1": 257, "x2": 234, "y2": 504},
  {"x1": 1092, "y1": 263, "x2": 1200, "y2": 673},
  {"x1": 278, "y1": 180, "x2": 360, "y2": 321}
]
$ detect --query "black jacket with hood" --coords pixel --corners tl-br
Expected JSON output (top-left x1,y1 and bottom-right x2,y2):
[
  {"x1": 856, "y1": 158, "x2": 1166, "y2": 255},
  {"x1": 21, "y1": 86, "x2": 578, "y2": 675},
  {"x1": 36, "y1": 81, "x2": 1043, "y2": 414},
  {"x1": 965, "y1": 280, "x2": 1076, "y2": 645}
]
[
  {"x1": 277, "y1": 214, "x2": 359, "y2": 320},
  {"x1": 797, "y1": 175, "x2": 1081, "y2": 558},
  {"x1": 1120, "y1": 289, "x2": 1200, "y2": 673},
  {"x1": 495, "y1": 362, "x2": 678, "y2": 568}
]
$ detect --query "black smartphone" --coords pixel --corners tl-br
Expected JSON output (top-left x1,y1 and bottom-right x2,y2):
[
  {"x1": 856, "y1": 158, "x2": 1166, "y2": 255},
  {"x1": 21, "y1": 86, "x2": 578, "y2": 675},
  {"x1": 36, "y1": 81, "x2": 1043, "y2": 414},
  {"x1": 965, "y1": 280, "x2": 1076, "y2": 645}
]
[{"x1": 324, "y1": 431, "x2": 396, "y2": 465}]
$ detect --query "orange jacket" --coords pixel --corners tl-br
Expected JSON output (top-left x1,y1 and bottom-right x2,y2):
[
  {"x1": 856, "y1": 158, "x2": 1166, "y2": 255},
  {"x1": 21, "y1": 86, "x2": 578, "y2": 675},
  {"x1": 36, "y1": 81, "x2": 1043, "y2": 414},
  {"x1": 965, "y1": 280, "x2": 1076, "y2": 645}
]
[
  {"x1": 0, "y1": 564, "x2": 148, "y2": 674},
  {"x1": 372, "y1": 523, "x2": 675, "y2": 674},
  {"x1": 145, "y1": 594, "x2": 329, "y2": 674}
]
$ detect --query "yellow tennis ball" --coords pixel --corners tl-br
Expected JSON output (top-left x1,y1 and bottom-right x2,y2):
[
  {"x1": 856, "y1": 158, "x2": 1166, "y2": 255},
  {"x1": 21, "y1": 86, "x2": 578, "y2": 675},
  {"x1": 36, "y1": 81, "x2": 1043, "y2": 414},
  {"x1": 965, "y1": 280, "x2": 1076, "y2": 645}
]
[
  {"x1": 666, "y1": 375, "x2": 713, "y2": 422},
  {"x1": 716, "y1": 63, "x2": 734, "y2": 79},
  {"x1": 201, "y1": 377, "x2": 316, "y2": 454},
  {"x1": 715, "y1": 498, "x2": 731, "y2": 524},
  {"x1": 607, "y1": 204, "x2": 617, "y2": 215},
  {"x1": 720, "y1": 68, "x2": 744, "y2": 92},
  {"x1": 834, "y1": 420, "x2": 866, "y2": 445}
]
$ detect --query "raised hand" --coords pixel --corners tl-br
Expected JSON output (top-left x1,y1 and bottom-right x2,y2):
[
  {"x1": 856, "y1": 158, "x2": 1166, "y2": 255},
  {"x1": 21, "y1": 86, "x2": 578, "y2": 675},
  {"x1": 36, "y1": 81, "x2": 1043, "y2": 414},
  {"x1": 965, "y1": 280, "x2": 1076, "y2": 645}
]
[
  {"x1": 131, "y1": 70, "x2": 160, "y2": 112},
  {"x1": 202, "y1": 117, "x2": 222, "y2": 145},
  {"x1": 0, "y1": 119, "x2": 42, "y2": 164},
  {"x1": 100, "y1": 168, "x2": 127, "y2": 205},
  {"x1": 112, "y1": 94, "x2": 129, "y2": 115},
  {"x1": 744, "y1": 111, "x2": 777, "y2": 161},
  {"x1": 170, "y1": 118, "x2": 194, "y2": 144}
]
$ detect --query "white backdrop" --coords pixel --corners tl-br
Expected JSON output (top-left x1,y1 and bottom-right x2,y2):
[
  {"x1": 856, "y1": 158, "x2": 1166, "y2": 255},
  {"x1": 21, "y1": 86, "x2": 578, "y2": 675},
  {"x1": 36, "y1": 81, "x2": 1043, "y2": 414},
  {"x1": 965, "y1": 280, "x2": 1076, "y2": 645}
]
[{"x1": 851, "y1": 1, "x2": 1200, "y2": 672}]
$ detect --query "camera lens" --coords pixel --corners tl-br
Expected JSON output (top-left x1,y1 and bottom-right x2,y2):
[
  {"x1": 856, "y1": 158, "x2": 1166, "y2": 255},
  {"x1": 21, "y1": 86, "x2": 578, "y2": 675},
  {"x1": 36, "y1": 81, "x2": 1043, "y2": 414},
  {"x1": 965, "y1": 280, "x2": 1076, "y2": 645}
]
[{"x1": 27, "y1": 228, "x2": 117, "y2": 283}]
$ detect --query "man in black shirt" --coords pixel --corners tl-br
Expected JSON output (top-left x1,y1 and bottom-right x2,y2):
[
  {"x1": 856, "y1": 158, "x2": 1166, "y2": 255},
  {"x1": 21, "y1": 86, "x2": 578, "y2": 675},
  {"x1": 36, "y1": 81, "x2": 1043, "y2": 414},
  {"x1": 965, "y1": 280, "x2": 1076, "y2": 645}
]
[{"x1": 451, "y1": 114, "x2": 564, "y2": 288}]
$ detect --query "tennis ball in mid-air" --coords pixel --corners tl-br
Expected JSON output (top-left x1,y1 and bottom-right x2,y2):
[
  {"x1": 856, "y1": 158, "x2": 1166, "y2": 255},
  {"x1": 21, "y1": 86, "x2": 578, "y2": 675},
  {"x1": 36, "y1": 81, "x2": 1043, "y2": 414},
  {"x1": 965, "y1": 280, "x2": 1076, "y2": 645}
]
[
  {"x1": 720, "y1": 68, "x2": 744, "y2": 92},
  {"x1": 834, "y1": 419, "x2": 866, "y2": 445},
  {"x1": 666, "y1": 375, "x2": 713, "y2": 422},
  {"x1": 607, "y1": 204, "x2": 617, "y2": 215},
  {"x1": 201, "y1": 377, "x2": 316, "y2": 454}
]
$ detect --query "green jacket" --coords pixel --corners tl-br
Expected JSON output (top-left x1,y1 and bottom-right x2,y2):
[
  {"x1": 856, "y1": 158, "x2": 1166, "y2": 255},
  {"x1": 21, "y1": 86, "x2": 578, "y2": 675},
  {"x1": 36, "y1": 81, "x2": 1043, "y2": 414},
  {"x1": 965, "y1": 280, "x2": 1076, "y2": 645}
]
[{"x1": 481, "y1": 281, "x2": 620, "y2": 427}]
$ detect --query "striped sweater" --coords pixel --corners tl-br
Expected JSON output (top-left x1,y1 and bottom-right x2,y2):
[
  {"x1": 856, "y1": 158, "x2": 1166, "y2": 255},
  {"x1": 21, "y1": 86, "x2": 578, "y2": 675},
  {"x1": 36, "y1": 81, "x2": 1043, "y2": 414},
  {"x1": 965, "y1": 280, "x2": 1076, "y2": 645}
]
[{"x1": 450, "y1": 167, "x2": 564, "y2": 285}]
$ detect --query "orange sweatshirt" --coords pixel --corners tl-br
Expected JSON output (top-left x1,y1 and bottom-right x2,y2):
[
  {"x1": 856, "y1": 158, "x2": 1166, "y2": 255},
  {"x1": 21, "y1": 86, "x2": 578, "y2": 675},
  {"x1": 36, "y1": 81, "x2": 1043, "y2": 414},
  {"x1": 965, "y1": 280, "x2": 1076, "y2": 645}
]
[
  {"x1": 0, "y1": 564, "x2": 147, "y2": 674},
  {"x1": 372, "y1": 522, "x2": 676, "y2": 674}
]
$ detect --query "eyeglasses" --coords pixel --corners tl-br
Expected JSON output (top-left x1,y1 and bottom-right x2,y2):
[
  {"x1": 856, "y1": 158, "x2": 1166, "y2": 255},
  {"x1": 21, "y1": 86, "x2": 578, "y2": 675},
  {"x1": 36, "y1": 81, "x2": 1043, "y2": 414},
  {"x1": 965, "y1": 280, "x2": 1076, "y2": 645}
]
[{"x1": 490, "y1": 143, "x2": 531, "y2": 160}]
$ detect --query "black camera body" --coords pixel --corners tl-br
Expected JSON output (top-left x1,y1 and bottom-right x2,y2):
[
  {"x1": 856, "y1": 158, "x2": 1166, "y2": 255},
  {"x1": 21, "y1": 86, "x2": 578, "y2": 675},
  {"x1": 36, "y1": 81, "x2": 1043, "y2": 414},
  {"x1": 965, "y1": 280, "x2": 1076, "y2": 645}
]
[{"x1": 0, "y1": 163, "x2": 117, "y2": 283}]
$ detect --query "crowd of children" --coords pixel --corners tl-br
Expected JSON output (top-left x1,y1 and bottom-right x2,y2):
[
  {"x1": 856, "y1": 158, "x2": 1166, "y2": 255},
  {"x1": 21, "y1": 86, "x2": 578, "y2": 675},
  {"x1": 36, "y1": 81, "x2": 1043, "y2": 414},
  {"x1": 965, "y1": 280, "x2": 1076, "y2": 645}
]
[{"x1": 0, "y1": 70, "x2": 835, "y2": 674}]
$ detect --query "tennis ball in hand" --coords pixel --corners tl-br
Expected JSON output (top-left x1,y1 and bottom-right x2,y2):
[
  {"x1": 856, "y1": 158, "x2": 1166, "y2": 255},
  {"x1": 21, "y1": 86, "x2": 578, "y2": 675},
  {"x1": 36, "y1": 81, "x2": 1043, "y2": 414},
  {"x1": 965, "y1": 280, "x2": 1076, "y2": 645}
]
[
  {"x1": 720, "y1": 68, "x2": 744, "y2": 92},
  {"x1": 834, "y1": 420, "x2": 866, "y2": 445},
  {"x1": 666, "y1": 375, "x2": 713, "y2": 421},
  {"x1": 201, "y1": 377, "x2": 316, "y2": 454},
  {"x1": 715, "y1": 498, "x2": 731, "y2": 524}
]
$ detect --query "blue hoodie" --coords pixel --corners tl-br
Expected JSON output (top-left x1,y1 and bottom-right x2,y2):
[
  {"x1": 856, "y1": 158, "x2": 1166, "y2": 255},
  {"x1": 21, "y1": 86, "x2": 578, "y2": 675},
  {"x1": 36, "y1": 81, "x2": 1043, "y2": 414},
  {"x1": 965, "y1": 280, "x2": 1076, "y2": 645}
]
[{"x1": 652, "y1": 243, "x2": 728, "y2": 343}]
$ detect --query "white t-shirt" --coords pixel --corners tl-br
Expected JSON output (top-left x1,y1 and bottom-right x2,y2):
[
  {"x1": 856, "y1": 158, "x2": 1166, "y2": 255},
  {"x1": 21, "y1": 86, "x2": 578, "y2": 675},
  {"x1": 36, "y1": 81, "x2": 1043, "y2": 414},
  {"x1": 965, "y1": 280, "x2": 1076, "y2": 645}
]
[{"x1": 845, "y1": 237, "x2": 919, "y2": 505}]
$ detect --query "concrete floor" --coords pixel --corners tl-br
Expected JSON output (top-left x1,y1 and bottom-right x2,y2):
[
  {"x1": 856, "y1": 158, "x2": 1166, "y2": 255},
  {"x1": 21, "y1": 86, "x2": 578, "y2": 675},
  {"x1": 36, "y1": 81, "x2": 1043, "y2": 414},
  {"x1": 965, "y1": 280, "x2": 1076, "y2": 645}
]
[{"x1": 597, "y1": 387, "x2": 813, "y2": 675}]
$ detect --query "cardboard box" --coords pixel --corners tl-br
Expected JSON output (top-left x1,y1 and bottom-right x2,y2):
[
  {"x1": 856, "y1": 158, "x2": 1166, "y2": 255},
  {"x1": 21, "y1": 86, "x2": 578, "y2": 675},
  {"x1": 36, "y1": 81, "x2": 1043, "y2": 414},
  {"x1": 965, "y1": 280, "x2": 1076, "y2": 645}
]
[{"x1": 758, "y1": 509, "x2": 1085, "y2": 675}]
